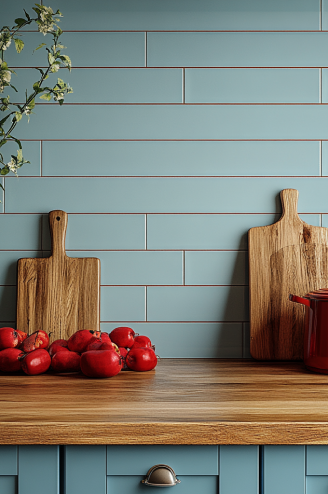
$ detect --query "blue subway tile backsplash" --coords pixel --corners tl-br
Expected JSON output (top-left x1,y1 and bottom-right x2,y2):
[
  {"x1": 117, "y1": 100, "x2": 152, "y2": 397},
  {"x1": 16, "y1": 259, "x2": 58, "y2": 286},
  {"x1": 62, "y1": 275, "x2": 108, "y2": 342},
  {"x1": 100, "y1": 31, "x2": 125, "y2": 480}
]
[{"x1": 1, "y1": 1, "x2": 326, "y2": 358}]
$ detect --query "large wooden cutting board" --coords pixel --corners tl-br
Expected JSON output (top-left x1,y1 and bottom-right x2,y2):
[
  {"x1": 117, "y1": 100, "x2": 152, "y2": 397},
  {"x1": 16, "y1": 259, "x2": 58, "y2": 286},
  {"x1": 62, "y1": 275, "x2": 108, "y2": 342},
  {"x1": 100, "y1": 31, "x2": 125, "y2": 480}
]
[
  {"x1": 249, "y1": 189, "x2": 328, "y2": 360},
  {"x1": 16, "y1": 210, "x2": 100, "y2": 341}
]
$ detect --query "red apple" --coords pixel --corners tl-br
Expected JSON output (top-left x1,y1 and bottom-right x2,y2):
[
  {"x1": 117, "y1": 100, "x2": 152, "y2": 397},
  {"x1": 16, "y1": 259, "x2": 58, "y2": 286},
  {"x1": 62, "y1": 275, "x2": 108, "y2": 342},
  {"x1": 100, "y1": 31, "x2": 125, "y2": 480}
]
[
  {"x1": 0, "y1": 348, "x2": 24, "y2": 372},
  {"x1": 109, "y1": 326, "x2": 137, "y2": 348},
  {"x1": 0, "y1": 328, "x2": 19, "y2": 350},
  {"x1": 19, "y1": 330, "x2": 50, "y2": 353},
  {"x1": 80, "y1": 350, "x2": 121, "y2": 378},
  {"x1": 132, "y1": 335, "x2": 152, "y2": 349},
  {"x1": 16, "y1": 330, "x2": 28, "y2": 345},
  {"x1": 52, "y1": 351, "x2": 81, "y2": 373},
  {"x1": 68, "y1": 329, "x2": 101, "y2": 353},
  {"x1": 21, "y1": 349, "x2": 51, "y2": 375},
  {"x1": 48, "y1": 339, "x2": 69, "y2": 357},
  {"x1": 126, "y1": 347, "x2": 157, "y2": 372}
]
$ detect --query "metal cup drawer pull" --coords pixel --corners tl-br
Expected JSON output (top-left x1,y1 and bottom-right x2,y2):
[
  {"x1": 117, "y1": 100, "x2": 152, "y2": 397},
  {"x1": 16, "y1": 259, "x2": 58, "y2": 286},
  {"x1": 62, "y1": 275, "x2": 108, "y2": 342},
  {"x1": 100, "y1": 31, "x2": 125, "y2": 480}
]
[{"x1": 142, "y1": 464, "x2": 181, "y2": 487}]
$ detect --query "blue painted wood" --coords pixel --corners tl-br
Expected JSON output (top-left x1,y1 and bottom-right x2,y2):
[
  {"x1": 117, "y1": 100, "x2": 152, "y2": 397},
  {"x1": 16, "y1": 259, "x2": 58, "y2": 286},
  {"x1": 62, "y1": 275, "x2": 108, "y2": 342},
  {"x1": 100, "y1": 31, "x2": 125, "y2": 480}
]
[
  {"x1": 107, "y1": 475, "x2": 218, "y2": 494},
  {"x1": 107, "y1": 445, "x2": 218, "y2": 475},
  {"x1": 11, "y1": 104, "x2": 328, "y2": 140},
  {"x1": 147, "y1": 214, "x2": 321, "y2": 250},
  {"x1": 147, "y1": 286, "x2": 248, "y2": 322},
  {"x1": 18, "y1": 446, "x2": 59, "y2": 494},
  {"x1": 69, "y1": 251, "x2": 183, "y2": 285},
  {"x1": 42, "y1": 141, "x2": 320, "y2": 177},
  {"x1": 0, "y1": 446, "x2": 17, "y2": 475},
  {"x1": 0, "y1": 476, "x2": 17, "y2": 494},
  {"x1": 306, "y1": 476, "x2": 328, "y2": 494},
  {"x1": 185, "y1": 69, "x2": 319, "y2": 103},
  {"x1": 306, "y1": 446, "x2": 328, "y2": 475},
  {"x1": 263, "y1": 446, "x2": 305, "y2": 494},
  {"x1": 8, "y1": 177, "x2": 328, "y2": 215},
  {"x1": 147, "y1": 32, "x2": 328, "y2": 68},
  {"x1": 101, "y1": 286, "x2": 145, "y2": 321},
  {"x1": 0, "y1": 252, "x2": 42, "y2": 285},
  {"x1": 219, "y1": 446, "x2": 259, "y2": 494},
  {"x1": 185, "y1": 251, "x2": 247, "y2": 285},
  {"x1": 65, "y1": 446, "x2": 106, "y2": 494},
  {"x1": 101, "y1": 322, "x2": 243, "y2": 358},
  {"x1": 37, "y1": 0, "x2": 320, "y2": 31},
  {"x1": 42, "y1": 214, "x2": 146, "y2": 251},
  {"x1": 64, "y1": 446, "x2": 107, "y2": 494}
]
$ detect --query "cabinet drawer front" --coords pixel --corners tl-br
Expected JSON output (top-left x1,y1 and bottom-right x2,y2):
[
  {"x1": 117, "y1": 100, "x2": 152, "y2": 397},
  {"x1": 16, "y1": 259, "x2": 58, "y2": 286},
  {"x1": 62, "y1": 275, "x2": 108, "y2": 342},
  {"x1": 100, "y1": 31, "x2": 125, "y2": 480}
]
[
  {"x1": 306, "y1": 476, "x2": 328, "y2": 494},
  {"x1": 65, "y1": 446, "x2": 106, "y2": 494},
  {"x1": 0, "y1": 476, "x2": 17, "y2": 494},
  {"x1": 219, "y1": 446, "x2": 259, "y2": 494},
  {"x1": 107, "y1": 475, "x2": 218, "y2": 494},
  {"x1": 264, "y1": 446, "x2": 305, "y2": 494},
  {"x1": 18, "y1": 446, "x2": 59, "y2": 494},
  {"x1": 307, "y1": 446, "x2": 328, "y2": 475},
  {"x1": 107, "y1": 445, "x2": 218, "y2": 475},
  {"x1": 0, "y1": 446, "x2": 17, "y2": 475}
]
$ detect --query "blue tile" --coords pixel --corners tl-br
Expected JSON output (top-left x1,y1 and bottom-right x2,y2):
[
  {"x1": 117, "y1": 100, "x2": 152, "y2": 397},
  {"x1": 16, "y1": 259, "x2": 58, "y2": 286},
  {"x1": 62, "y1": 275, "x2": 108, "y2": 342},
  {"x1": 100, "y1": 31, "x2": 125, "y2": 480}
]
[
  {"x1": 323, "y1": 0, "x2": 328, "y2": 30},
  {"x1": 0, "y1": 477, "x2": 17, "y2": 494},
  {"x1": 0, "y1": 446, "x2": 17, "y2": 475},
  {"x1": 42, "y1": 141, "x2": 320, "y2": 177},
  {"x1": 321, "y1": 141, "x2": 328, "y2": 175},
  {"x1": 243, "y1": 323, "x2": 252, "y2": 358},
  {"x1": 7, "y1": 32, "x2": 145, "y2": 67},
  {"x1": 0, "y1": 251, "x2": 42, "y2": 285},
  {"x1": 185, "y1": 251, "x2": 247, "y2": 285},
  {"x1": 107, "y1": 445, "x2": 218, "y2": 475},
  {"x1": 220, "y1": 446, "x2": 259, "y2": 494},
  {"x1": 42, "y1": 214, "x2": 145, "y2": 250},
  {"x1": 47, "y1": 0, "x2": 320, "y2": 31},
  {"x1": 65, "y1": 446, "x2": 106, "y2": 494},
  {"x1": 148, "y1": 214, "x2": 321, "y2": 250},
  {"x1": 2, "y1": 1, "x2": 38, "y2": 31},
  {"x1": 101, "y1": 286, "x2": 145, "y2": 321},
  {"x1": 147, "y1": 286, "x2": 248, "y2": 321},
  {"x1": 186, "y1": 69, "x2": 319, "y2": 103},
  {"x1": 69, "y1": 251, "x2": 182, "y2": 285},
  {"x1": 101, "y1": 322, "x2": 243, "y2": 357},
  {"x1": 6, "y1": 177, "x2": 328, "y2": 214},
  {"x1": 306, "y1": 476, "x2": 328, "y2": 494},
  {"x1": 0, "y1": 176, "x2": 321, "y2": 214},
  {"x1": 0, "y1": 214, "x2": 41, "y2": 249},
  {"x1": 148, "y1": 32, "x2": 328, "y2": 68},
  {"x1": 307, "y1": 446, "x2": 328, "y2": 475},
  {"x1": 263, "y1": 446, "x2": 305, "y2": 494},
  {"x1": 18, "y1": 446, "x2": 59, "y2": 494},
  {"x1": 11, "y1": 104, "x2": 328, "y2": 140},
  {"x1": 0, "y1": 286, "x2": 16, "y2": 321},
  {"x1": 12, "y1": 68, "x2": 182, "y2": 104},
  {"x1": 0, "y1": 140, "x2": 40, "y2": 177}
]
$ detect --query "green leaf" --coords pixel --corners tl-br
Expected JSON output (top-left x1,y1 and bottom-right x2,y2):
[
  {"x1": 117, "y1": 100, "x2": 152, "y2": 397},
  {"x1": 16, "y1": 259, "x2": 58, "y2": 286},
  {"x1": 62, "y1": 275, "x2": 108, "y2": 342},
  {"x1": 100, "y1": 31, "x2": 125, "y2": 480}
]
[
  {"x1": 48, "y1": 53, "x2": 55, "y2": 65},
  {"x1": 34, "y1": 43, "x2": 46, "y2": 51},
  {"x1": 0, "y1": 168, "x2": 9, "y2": 175},
  {"x1": 9, "y1": 84, "x2": 18, "y2": 92},
  {"x1": 15, "y1": 18, "x2": 26, "y2": 27},
  {"x1": 39, "y1": 93, "x2": 52, "y2": 101},
  {"x1": 0, "y1": 115, "x2": 11, "y2": 127},
  {"x1": 17, "y1": 149, "x2": 23, "y2": 161},
  {"x1": 14, "y1": 38, "x2": 24, "y2": 53},
  {"x1": 0, "y1": 140, "x2": 7, "y2": 148},
  {"x1": 28, "y1": 99, "x2": 35, "y2": 110},
  {"x1": 23, "y1": 9, "x2": 31, "y2": 21},
  {"x1": 12, "y1": 137, "x2": 22, "y2": 150},
  {"x1": 14, "y1": 112, "x2": 22, "y2": 122},
  {"x1": 35, "y1": 68, "x2": 45, "y2": 76}
]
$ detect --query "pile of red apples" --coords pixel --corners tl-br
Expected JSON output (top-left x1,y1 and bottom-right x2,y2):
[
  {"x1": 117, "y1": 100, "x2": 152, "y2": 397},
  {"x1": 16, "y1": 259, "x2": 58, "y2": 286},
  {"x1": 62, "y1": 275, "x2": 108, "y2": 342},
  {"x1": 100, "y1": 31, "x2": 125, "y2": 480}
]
[{"x1": 0, "y1": 327, "x2": 157, "y2": 378}]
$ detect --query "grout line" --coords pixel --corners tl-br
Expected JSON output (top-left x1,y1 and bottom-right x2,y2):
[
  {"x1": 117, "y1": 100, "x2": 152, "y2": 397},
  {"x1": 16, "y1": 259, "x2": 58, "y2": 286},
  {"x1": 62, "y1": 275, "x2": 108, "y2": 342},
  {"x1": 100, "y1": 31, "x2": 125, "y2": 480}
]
[
  {"x1": 145, "y1": 32, "x2": 147, "y2": 67},
  {"x1": 145, "y1": 214, "x2": 147, "y2": 250},
  {"x1": 182, "y1": 68, "x2": 185, "y2": 103},
  {"x1": 183, "y1": 251, "x2": 185, "y2": 285},
  {"x1": 321, "y1": 213, "x2": 323, "y2": 227},
  {"x1": 321, "y1": 0, "x2": 323, "y2": 31},
  {"x1": 320, "y1": 68, "x2": 322, "y2": 103},
  {"x1": 3, "y1": 178, "x2": 5, "y2": 214},
  {"x1": 320, "y1": 140, "x2": 323, "y2": 175},
  {"x1": 145, "y1": 286, "x2": 147, "y2": 321}
]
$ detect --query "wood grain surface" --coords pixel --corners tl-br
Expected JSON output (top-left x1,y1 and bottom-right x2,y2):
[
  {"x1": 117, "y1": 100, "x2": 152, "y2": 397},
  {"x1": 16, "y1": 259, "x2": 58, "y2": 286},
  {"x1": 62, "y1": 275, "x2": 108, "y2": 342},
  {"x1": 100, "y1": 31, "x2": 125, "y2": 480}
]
[
  {"x1": 249, "y1": 189, "x2": 328, "y2": 360},
  {"x1": 16, "y1": 210, "x2": 100, "y2": 341},
  {"x1": 1, "y1": 359, "x2": 328, "y2": 445}
]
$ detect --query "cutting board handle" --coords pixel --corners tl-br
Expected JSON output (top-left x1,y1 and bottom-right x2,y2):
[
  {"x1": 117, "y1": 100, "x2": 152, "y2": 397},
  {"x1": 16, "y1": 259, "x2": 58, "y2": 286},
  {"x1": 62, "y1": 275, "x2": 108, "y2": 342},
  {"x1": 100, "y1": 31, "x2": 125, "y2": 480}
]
[
  {"x1": 49, "y1": 210, "x2": 68, "y2": 260},
  {"x1": 280, "y1": 189, "x2": 301, "y2": 222}
]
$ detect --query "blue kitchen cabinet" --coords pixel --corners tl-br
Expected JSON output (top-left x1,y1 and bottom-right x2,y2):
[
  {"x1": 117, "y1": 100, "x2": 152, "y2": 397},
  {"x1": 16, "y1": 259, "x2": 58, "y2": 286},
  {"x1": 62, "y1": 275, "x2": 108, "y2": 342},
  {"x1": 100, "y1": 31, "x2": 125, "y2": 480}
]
[{"x1": 0, "y1": 445, "x2": 59, "y2": 494}]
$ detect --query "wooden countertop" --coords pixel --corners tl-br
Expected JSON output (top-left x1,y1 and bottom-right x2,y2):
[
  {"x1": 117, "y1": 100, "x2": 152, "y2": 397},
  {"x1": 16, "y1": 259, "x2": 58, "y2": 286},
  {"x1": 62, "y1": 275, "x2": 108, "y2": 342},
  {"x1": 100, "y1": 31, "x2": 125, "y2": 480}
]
[{"x1": 2, "y1": 359, "x2": 328, "y2": 445}]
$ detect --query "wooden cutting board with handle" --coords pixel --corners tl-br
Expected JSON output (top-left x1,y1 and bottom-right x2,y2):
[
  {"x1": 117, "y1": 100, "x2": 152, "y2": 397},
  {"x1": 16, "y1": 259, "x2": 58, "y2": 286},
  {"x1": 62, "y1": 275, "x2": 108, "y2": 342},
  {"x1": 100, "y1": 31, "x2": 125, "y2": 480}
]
[
  {"x1": 249, "y1": 188, "x2": 328, "y2": 360},
  {"x1": 17, "y1": 210, "x2": 100, "y2": 341}
]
